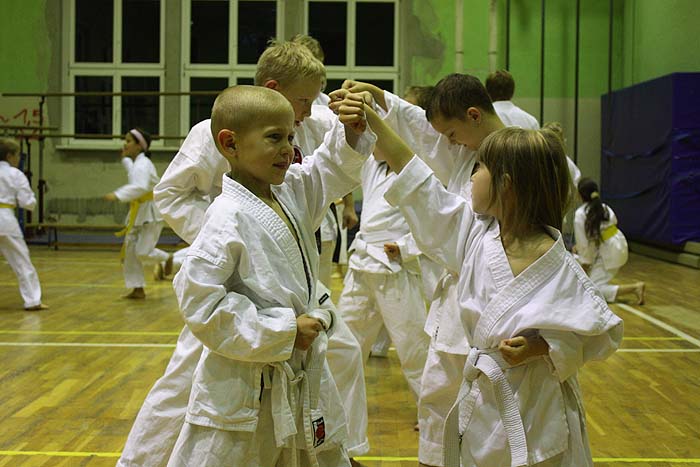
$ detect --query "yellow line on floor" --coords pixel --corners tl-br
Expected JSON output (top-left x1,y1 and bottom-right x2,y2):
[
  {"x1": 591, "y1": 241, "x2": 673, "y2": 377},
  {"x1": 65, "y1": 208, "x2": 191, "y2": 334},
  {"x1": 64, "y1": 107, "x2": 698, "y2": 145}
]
[
  {"x1": 0, "y1": 342, "x2": 175, "y2": 348},
  {"x1": 0, "y1": 282, "x2": 172, "y2": 289},
  {"x1": 623, "y1": 336, "x2": 684, "y2": 341},
  {"x1": 0, "y1": 451, "x2": 699, "y2": 463},
  {"x1": 0, "y1": 330, "x2": 180, "y2": 336}
]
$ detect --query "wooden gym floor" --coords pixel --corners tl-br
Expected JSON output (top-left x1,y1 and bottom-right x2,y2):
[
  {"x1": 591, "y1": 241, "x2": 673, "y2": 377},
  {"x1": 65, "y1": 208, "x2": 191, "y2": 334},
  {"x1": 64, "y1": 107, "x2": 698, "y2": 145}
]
[{"x1": 0, "y1": 247, "x2": 699, "y2": 467}]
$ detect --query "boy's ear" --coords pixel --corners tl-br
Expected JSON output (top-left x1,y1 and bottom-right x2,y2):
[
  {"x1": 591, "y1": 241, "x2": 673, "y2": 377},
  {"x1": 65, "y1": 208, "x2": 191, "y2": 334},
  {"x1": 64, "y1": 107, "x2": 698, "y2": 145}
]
[
  {"x1": 217, "y1": 129, "x2": 238, "y2": 157},
  {"x1": 263, "y1": 79, "x2": 280, "y2": 91},
  {"x1": 466, "y1": 107, "x2": 482, "y2": 125}
]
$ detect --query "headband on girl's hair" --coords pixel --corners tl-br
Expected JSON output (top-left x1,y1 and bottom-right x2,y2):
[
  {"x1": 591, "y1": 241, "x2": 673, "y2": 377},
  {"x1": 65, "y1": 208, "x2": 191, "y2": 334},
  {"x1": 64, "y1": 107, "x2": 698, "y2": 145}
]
[
  {"x1": 129, "y1": 129, "x2": 149, "y2": 152},
  {"x1": 590, "y1": 191, "x2": 600, "y2": 199}
]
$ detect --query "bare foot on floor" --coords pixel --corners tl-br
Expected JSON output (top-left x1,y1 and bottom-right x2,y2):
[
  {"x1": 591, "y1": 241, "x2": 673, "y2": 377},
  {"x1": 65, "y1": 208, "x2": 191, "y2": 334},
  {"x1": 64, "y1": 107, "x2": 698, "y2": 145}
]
[
  {"x1": 635, "y1": 282, "x2": 645, "y2": 305},
  {"x1": 164, "y1": 254, "x2": 174, "y2": 276},
  {"x1": 123, "y1": 289, "x2": 146, "y2": 299},
  {"x1": 153, "y1": 262, "x2": 165, "y2": 280},
  {"x1": 24, "y1": 303, "x2": 49, "y2": 311}
]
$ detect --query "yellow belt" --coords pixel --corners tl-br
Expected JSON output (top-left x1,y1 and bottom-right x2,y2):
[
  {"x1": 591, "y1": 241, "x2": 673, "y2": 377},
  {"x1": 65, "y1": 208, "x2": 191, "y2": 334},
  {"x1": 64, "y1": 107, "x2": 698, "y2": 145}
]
[
  {"x1": 0, "y1": 203, "x2": 15, "y2": 209},
  {"x1": 115, "y1": 192, "x2": 154, "y2": 259},
  {"x1": 601, "y1": 224, "x2": 619, "y2": 242}
]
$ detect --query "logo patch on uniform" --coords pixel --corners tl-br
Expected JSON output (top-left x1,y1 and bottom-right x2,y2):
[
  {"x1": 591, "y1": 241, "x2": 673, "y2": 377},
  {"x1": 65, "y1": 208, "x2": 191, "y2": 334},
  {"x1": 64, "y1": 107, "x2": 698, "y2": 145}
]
[
  {"x1": 312, "y1": 417, "x2": 326, "y2": 447},
  {"x1": 318, "y1": 293, "x2": 330, "y2": 305}
]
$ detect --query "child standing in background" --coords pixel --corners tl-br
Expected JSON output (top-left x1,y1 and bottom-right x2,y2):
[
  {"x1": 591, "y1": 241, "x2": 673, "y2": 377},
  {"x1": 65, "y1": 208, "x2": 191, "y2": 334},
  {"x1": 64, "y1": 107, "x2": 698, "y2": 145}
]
[
  {"x1": 0, "y1": 138, "x2": 48, "y2": 311},
  {"x1": 105, "y1": 128, "x2": 172, "y2": 299},
  {"x1": 574, "y1": 178, "x2": 645, "y2": 304}
]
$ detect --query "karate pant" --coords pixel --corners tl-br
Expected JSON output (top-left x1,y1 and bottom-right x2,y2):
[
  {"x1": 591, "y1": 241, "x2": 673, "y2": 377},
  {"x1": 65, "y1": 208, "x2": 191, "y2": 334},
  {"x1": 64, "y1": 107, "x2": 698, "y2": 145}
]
[
  {"x1": 371, "y1": 325, "x2": 392, "y2": 356},
  {"x1": 337, "y1": 269, "x2": 429, "y2": 399},
  {"x1": 123, "y1": 222, "x2": 169, "y2": 288},
  {"x1": 319, "y1": 240, "x2": 336, "y2": 288},
  {"x1": 117, "y1": 309, "x2": 369, "y2": 466},
  {"x1": 418, "y1": 345, "x2": 466, "y2": 467},
  {"x1": 167, "y1": 386, "x2": 350, "y2": 467},
  {"x1": 588, "y1": 257, "x2": 620, "y2": 302},
  {"x1": 0, "y1": 234, "x2": 42, "y2": 308}
]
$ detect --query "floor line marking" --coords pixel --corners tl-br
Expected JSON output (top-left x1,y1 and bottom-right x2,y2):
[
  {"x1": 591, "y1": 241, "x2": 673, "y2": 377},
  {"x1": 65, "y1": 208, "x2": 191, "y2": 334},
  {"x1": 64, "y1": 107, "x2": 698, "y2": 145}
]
[
  {"x1": 623, "y1": 336, "x2": 684, "y2": 341},
  {"x1": 617, "y1": 303, "x2": 700, "y2": 348},
  {"x1": 0, "y1": 342, "x2": 175, "y2": 348},
  {"x1": 1, "y1": 451, "x2": 699, "y2": 463},
  {"x1": 0, "y1": 282, "x2": 172, "y2": 289},
  {"x1": 617, "y1": 348, "x2": 700, "y2": 353},
  {"x1": 0, "y1": 330, "x2": 181, "y2": 336}
]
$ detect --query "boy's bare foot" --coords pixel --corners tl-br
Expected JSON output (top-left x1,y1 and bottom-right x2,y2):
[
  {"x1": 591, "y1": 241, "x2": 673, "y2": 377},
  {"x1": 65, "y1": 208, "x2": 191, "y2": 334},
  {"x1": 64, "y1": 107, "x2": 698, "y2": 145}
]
[
  {"x1": 24, "y1": 303, "x2": 49, "y2": 311},
  {"x1": 350, "y1": 459, "x2": 366, "y2": 467},
  {"x1": 123, "y1": 288, "x2": 146, "y2": 299},
  {"x1": 164, "y1": 254, "x2": 174, "y2": 276},
  {"x1": 635, "y1": 282, "x2": 645, "y2": 305},
  {"x1": 153, "y1": 262, "x2": 165, "y2": 280}
]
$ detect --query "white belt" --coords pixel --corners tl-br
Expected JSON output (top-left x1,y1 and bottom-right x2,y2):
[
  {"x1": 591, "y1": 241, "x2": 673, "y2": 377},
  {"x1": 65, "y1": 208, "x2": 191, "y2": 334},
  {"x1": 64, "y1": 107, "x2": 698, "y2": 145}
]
[
  {"x1": 444, "y1": 347, "x2": 528, "y2": 467},
  {"x1": 263, "y1": 333, "x2": 328, "y2": 467}
]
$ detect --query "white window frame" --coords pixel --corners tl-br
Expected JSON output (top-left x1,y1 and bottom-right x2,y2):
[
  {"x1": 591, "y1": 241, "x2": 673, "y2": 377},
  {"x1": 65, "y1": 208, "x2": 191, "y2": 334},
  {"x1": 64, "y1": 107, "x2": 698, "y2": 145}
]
[
  {"x1": 61, "y1": 0, "x2": 166, "y2": 149},
  {"x1": 180, "y1": 0, "x2": 285, "y2": 133},
  {"x1": 304, "y1": 0, "x2": 400, "y2": 93}
]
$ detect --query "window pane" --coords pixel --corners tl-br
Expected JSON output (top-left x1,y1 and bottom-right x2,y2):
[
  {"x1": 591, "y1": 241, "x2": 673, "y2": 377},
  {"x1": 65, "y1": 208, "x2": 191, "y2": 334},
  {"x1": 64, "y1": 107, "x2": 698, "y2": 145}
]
[
  {"x1": 190, "y1": 77, "x2": 228, "y2": 128},
  {"x1": 75, "y1": 76, "x2": 113, "y2": 135},
  {"x1": 325, "y1": 79, "x2": 345, "y2": 94},
  {"x1": 236, "y1": 77, "x2": 255, "y2": 85},
  {"x1": 356, "y1": 2, "x2": 394, "y2": 66},
  {"x1": 308, "y1": 2, "x2": 346, "y2": 66},
  {"x1": 123, "y1": 0, "x2": 160, "y2": 63},
  {"x1": 191, "y1": 0, "x2": 229, "y2": 64},
  {"x1": 238, "y1": 1, "x2": 276, "y2": 64},
  {"x1": 121, "y1": 77, "x2": 160, "y2": 135},
  {"x1": 75, "y1": 0, "x2": 113, "y2": 62}
]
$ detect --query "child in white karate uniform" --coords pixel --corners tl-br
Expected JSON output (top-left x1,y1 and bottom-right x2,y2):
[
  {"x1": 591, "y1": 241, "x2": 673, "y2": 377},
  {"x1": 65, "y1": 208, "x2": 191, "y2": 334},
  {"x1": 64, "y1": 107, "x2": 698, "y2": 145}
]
[
  {"x1": 166, "y1": 85, "x2": 374, "y2": 467},
  {"x1": 0, "y1": 138, "x2": 48, "y2": 311},
  {"x1": 360, "y1": 105, "x2": 623, "y2": 466},
  {"x1": 485, "y1": 70, "x2": 539, "y2": 130},
  {"x1": 105, "y1": 128, "x2": 171, "y2": 299},
  {"x1": 574, "y1": 177, "x2": 645, "y2": 304},
  {"x1": 118, "y1": 42, "x2": 370, "y2": 467}
]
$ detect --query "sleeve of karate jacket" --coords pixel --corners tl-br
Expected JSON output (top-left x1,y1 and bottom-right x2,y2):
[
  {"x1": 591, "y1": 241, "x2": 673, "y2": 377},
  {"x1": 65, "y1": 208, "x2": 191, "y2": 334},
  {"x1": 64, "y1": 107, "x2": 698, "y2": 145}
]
[
  {"x1": 153, "y1": 151, "x2": 219, "y2": 244},
  {"x1": 13, "y1": 169, "x2": 36, "y2": 211},
  {"x1": 285, "y1": 121, "x2": 376, "y2": 232},
  {"x1": 382, "y1": 90, "x2": 458, "y2": 186},
  {"x1": 385, "y1": 155, "x2": 479, "y2": 276},
  {"x1": 174, "y1": 245, "x2": 298, "y2": 364}
]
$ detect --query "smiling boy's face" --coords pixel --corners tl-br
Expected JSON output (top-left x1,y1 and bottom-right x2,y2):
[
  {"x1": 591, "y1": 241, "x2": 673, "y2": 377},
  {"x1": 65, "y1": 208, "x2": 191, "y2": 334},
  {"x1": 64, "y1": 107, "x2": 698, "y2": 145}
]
[{"x1": 232, "y1": 106, "x2": 296, "y2": 189}]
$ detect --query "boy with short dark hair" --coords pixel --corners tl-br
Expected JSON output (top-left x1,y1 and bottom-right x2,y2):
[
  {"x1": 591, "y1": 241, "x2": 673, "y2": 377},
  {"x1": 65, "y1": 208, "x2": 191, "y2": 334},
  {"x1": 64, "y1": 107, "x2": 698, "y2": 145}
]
[{"x1": 166, "y1": 85, "x2": 373, "y2": 467}]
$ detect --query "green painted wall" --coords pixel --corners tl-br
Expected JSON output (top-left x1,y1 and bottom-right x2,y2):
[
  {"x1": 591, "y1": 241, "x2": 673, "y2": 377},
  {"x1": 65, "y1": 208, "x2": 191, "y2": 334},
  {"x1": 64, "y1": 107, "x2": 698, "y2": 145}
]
[
  {"x1": 621, "y1": 0, "x2": 700, "y2": 87},
  {"x1": 0, "y1": 0, "x2": 50, "y2": 92}
]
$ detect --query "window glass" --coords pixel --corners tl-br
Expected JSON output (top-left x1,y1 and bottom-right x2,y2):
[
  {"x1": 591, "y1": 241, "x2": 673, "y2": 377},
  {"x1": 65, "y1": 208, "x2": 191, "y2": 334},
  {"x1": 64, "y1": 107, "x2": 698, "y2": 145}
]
[
  {"x1": 360, "y1": 78, "x2": 393, "y2": 93},
  {"x1": 121, "y1": 77, "x2": 160, "y2": 134},
  {"x1": 190, "y1": 77, "x2": 229, "y2": 127},
  {"x1": 122, "y1": 0, "x2": 160, "y2": 63},
  {"x1": 75, "y1": 0, "x2": 114, "y2": 62},
  {"x1": 75, "y1": 76, "x2": 113, "y2": 135},
  {"x1": 355, "y1": 2, "x2": 394, "y2": 66},
  {"x1": 237, "y1": 1, "x2": 276, "y2": 64},
  {"x1": 191, "y1": 0, "x2": 229, "y2": 64},
  {"x1": 236, "y1": 77, "x2": 255, "y2": 85},
  {"x1": 308, "y1": 2, "x2": 346, "y2": 66}
]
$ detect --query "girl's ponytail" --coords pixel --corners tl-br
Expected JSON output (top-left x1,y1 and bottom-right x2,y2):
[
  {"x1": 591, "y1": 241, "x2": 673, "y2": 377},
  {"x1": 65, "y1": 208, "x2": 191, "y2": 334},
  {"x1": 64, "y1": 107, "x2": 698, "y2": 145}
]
[{"x1": 578, "y1": 177, "x2": 608, "y2": 245}]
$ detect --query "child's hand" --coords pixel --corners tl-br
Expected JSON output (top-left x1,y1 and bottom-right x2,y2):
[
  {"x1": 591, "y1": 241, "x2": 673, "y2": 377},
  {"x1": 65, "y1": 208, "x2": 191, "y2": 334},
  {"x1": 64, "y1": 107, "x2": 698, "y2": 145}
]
[
  {"x1": 104, "y1": 193, "x2": 117, "y2": 202},
  {"x1": 498, "y1": 330, "x2": 549, "y2": 365},
  {"x1": 340, "y1": 80, "x2": 385, "y2": 110},
  {"x1": 295, "y1": 314, "x2": 324, "y2": 350},
  {"x1": 343, "y1": 208, "x2": 359, "y2": 229},
  {"x1": 330, "y1": 93, "x2": 369, "y2": 135},
  {"x1": 384, "y1": 242, "x2": 401, "y2": 262}
]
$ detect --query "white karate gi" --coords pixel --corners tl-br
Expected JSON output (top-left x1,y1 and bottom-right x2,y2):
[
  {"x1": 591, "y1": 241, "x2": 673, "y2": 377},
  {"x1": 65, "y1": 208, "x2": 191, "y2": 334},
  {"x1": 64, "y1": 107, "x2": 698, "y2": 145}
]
[
  {"x1": 168, "y1": 124, "x2": 373, "y2": 465},
  {"x1": 385, "y1": 156, "x2": 623, "y2": 467},
  {"x1": 114, "y1": 153, "x2": 169, "y2": 289},
  {"x1": 336, "y1": 157, "x2": 429, "y2": 399},
  {"x1": 574, "y1": 203, "x2": 629, "y2": 302},
  {"x1": 118, "y1": 115, "x2": 370, "y2": 467},
  {"x1": 0, "y1": 160, "x2": 42, "y2": 308},
  {"x1": 493, "y1": 100, "x2": 539, "y2": 130},
  {"x1": 382, "y1": 90, "x2": 476, "y2": 466}
]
